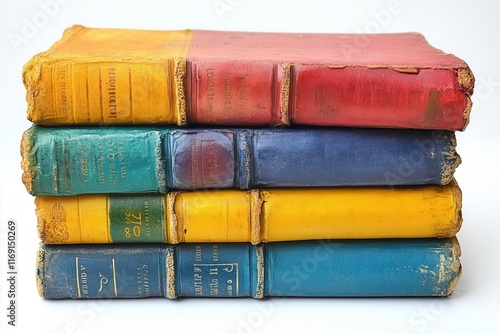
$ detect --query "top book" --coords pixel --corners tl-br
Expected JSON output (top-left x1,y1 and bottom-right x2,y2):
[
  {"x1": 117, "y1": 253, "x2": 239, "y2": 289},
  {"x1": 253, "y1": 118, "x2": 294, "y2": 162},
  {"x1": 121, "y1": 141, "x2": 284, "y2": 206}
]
[{"x1": 23, "y1": 25, "x2": 474, "y2": 130}]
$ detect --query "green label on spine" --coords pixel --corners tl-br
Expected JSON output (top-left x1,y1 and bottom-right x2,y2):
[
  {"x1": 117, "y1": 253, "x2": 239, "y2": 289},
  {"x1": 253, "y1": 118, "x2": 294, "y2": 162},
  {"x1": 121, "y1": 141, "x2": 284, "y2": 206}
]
[{"x1": 109, "y1": 196, "x2": 166, "y2": 243}]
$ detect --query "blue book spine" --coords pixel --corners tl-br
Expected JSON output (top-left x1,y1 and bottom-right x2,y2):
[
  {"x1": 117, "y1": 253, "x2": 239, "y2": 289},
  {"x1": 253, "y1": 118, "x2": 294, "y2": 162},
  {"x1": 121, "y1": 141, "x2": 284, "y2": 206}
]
[
  {"x1": 37, "y1": 238, "x2": 461, "y2": 299},
  {"x1": 22, "y1": 126, "x2": 460, "y2": 195}
]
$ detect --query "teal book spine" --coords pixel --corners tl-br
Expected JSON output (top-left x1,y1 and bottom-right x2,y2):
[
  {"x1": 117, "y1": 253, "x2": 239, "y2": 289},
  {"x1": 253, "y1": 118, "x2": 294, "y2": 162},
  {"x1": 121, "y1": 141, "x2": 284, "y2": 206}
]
[
  {"x1": 36, "y1": 238, "x2": 461, "y2": 299},
  {"x1": 21, "y1": 125, "x2": 460, "y2": 195}
]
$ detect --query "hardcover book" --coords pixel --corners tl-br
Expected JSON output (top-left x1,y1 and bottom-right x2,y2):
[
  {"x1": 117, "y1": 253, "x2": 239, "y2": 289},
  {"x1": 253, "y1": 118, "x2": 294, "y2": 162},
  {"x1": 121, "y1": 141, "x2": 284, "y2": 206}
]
[
  {"x1": 36, "y1": 238, "x2": 462, "y2": 299},
  {"x1": 35, "y1": 181, "x2": 462, "y2": 244},
  {"x1": 23, "y1": 25, "x2": 474, "y2": 130},
  {"x1": 21, "y1": 126, "x2": 460, "y2": 195}
]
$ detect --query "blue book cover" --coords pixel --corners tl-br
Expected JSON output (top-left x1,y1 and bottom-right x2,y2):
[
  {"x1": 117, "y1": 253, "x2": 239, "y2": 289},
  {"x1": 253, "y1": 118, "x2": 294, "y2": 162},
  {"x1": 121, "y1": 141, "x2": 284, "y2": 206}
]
[
  {"x1": 37, "y1": 238, "x2": 461, "y2": 298},
  {"x1": 21, "y1": 125, "x2": 460, "y2": 195}
]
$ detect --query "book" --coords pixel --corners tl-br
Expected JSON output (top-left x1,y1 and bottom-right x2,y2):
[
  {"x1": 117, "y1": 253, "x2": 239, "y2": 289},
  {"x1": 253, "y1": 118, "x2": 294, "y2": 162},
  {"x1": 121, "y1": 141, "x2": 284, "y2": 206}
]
[
  {"x1": 36, "y1": 238, "x2": 462, "y2": 299},
  {"x1": 35, "y1": 180, "x2": 462, "y2": 244},
  {"x1": 23, "y1": 25, "x2": 474, "y2": 130},
  {"x1": 21, "y1": 125, "x2": 461, "y2": 196}
]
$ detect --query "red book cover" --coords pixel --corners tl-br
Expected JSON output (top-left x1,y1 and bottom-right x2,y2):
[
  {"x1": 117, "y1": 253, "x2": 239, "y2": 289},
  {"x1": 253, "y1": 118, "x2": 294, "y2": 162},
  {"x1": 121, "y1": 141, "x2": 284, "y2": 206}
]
[{"x1": 188, "y1": 31, "x2": 473, "y2": 130}]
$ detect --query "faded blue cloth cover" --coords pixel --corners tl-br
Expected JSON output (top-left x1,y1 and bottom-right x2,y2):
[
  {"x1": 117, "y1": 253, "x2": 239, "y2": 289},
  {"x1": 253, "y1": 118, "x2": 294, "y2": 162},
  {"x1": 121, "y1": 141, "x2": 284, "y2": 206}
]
[
  {"x1": 23, "y1": 126, "x2": 459, "y2": 195},
  {"x1": 37, "y1": 238, "x2": 461, "y2": 298}
]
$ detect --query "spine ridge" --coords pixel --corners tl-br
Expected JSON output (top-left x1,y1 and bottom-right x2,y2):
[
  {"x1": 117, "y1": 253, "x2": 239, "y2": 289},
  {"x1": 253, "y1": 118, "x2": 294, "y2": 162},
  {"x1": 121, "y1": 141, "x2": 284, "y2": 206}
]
[
  {"x1": 254, "y1": 244, "x2": 265, "y2": 299},
  {"x1": 156, "y1": 131, "x2": 168, "y2": 193},
  {"x1": 174, "y1": 58, "x2": 187, "y2": 125},
  {"x1": 279, "y1": 64, "x2": 291, "y2": 125},
  {"x1": 167, "y1": 192, "x2": 180, "y2": 244},
  {"x1": 236, "y1": 130, "x2": 253, "y2": 189},
  {"x1": 457, "y1": 67, "x2": 475, "y2": 130},
  {"x1": 165, "y1": 247, "x2": 176, "y2": 299},
  {"x1": 250, "y1": 190, "x2": 263, "y2": 245}
]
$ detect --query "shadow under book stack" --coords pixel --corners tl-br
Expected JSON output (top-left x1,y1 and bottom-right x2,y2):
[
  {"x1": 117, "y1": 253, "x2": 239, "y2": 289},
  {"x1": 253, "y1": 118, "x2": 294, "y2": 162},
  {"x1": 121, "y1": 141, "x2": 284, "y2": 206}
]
[{"x1": 20, "y1": 26, "x2": 474, "y2": 299}]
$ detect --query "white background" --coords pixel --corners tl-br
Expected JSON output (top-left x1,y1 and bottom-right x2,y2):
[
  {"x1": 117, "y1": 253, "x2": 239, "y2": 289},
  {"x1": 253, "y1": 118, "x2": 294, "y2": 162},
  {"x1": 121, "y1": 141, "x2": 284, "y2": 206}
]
[{"x1": 0, "y1": 1, "x2": 499, "y2": 333}]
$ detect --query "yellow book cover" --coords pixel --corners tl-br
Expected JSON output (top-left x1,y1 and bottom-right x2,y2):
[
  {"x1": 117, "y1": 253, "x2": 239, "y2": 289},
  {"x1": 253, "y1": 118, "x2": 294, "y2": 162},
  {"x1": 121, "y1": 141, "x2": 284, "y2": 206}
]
[
  {"x1": 23, "y1": 25, "x2": 191, "y2": 125},
  {"x1": 35, "y1": 181, "x2": 462, "y2": 244}
]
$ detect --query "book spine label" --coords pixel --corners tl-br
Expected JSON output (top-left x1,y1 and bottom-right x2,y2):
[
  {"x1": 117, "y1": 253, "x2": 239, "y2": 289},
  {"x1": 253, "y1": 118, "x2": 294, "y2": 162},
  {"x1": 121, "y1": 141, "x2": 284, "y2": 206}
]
[
  {"x1": 175, "y1": 243, "x2": 259, "y2": 298},
  {"x1": 188, "y1": 61, "x2": 283, "y2": 125},
  {"x1": 21, "y1": 126, "x2": 166, "y2": 195},
  {"x1": 22, "y1": 126, "x2": 461, "y2": 195},
  {"x1": 37, "y1": 238, "x2": 461, "y2": 299},
  {"x1": 37, "y1": 244, "x2": 167, "y2": 299},
  {"x1": 108, "y1": 196, "x2": 166, "y2": 243},
  {"x1": 169, "y1": 129, "x2": 236, "y2": 189}
]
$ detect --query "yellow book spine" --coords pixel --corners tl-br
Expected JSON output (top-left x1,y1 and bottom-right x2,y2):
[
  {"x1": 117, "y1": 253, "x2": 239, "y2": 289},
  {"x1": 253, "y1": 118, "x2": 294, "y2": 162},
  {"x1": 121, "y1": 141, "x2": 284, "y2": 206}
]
[
  {"x1": 23, "y1": 25, "x2": 191, "y2": 125},
  {"x1": 35, "y1": 181, "x2": 462, "y2": 244}
]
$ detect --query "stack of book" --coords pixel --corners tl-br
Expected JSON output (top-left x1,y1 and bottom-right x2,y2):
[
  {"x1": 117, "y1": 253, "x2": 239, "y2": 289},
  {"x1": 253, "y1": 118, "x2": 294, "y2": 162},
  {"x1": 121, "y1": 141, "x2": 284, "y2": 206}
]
[{"x1": 20, "y1": 26, "x2": 474, "y2": 299}]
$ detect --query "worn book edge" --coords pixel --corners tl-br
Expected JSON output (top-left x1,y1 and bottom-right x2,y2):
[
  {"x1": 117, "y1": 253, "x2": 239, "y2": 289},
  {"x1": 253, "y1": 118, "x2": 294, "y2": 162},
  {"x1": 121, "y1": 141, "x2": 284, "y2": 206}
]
[
  {"x1": 20, "y1": 128, "x2": 34, "y2": 195},
  {"x1": 35, "y1": 243, "x2": 46, "y2": 298},
  {"x1": 457, "y1": 67, "x2": 475, "y2": 130},
  {"x1": 23, "y1": 25, "x2": 86, "y2": 123},
  {"x1": 441, "y1": 133, "x2": 462, "y2": 185},
  {"x1": 452, "y1": 181, "x2": 463, "y2": 238},
  {"x1": 444, "y1": 236, "x2": 462, "y2": 296}
]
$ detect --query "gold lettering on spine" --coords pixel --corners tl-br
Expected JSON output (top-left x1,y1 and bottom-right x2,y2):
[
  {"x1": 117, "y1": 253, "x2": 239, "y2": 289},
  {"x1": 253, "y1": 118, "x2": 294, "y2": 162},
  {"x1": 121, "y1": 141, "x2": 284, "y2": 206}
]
[
  {"x1": 107, "y1": 68, "x2": 117, "y2": 118},
  {"x1": 206, "y1": 68, "x2": 215, "y2": 113},
  {"x1": 58, "y1": 66, "x2": 69, "y2": 118},
  {"x1": 75, "y1": 258, "x2": 89, "y2": 297},
  {"x1": 194, "y1": 245, "x2": 203, "y2": 296},
  {"x1": 136, "y1": 264, "x2": 151, "y2": 296},
  {"x1": 201, "y1": 140, "x2": 218, "y2": 185},
  {"x1": 238, "y1": 74, "x2": 248, "y2": 112},
  {"x1": 224, "y1": 73, "x2": 232, "y2": 113},
  {"x1": 80, "y1": 146, "x2": 89, "y2": 183}
]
